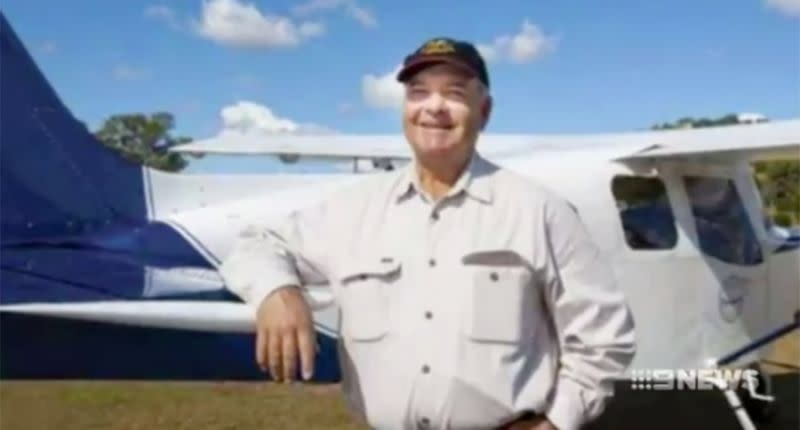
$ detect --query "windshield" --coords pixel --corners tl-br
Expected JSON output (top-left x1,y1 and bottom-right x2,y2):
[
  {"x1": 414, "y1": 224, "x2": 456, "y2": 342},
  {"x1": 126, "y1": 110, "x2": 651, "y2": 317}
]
[{"x1": 683, "y1": 176, "x2": 763, "y2": 265}]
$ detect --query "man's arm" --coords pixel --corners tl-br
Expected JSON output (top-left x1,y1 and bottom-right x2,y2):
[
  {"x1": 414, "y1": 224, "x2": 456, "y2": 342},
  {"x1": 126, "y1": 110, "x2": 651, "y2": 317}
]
[
  {"x1": 220, "y1": 205, "x2": 331, "y2": 305},
  {"x1": 218, "y1": 200, "x2": 332, "y2": 382},
  {"x1": 540, "y1": 198, "x2": 637, "y2": 430}
]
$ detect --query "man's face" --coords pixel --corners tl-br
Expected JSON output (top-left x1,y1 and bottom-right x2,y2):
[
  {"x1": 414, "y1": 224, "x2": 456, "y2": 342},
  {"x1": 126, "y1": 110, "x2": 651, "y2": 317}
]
[{"x1": 401, "y1": 63, "x2": 491, "y2": 161}]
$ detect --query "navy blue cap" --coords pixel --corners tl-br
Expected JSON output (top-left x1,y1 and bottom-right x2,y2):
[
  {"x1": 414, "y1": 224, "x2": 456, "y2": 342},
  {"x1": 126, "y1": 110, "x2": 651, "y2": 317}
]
[{"x1": 396, "y1": 37, "x2": 490, "y2": 89}]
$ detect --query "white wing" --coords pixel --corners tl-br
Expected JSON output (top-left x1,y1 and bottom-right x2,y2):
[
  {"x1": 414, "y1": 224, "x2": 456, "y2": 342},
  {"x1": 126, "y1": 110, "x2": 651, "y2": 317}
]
[
  {"x1": 171, "y1": 132, "x2": 413, "y2": 160},
  {"x1": 169, "y1": 131, "x2": 584, "y2": 160},
  {"x1": 171, "y1": 119, "x2": 800, "y2": 163},
  {"x1": 613, "y1": 119, "x2": 800, "y2": 162}
]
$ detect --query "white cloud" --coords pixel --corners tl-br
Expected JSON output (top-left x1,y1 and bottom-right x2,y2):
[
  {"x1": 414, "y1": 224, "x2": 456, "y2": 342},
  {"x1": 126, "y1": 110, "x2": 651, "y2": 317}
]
[
  {"x1": 292, "y1": 0, "x2": 377, "y2": 28},
  {"x1": 362, "y1": 65, "x2": 404, "y2": 110},
  {"x1": 194, "y1": 0, "x2": 324, "y2": 48},
  {"x1": 478, "y1": 19, "x2": 556, "y2": 63},
  {"x1": 145, "y1": 5, "x2": 182, "y2": 30},
  {"x1": 219, "y1": 101, "x2": 335, "y2": 135},
  {"x1": 299, "y1": 21, "x2": 326, "y2": 37},
  {"x1": 766, "y1": 0, "x2": 800, "y2": 16},
  {"x1": 112, "y1": 65, "x2": 150, "y2": 81},
  {"x1": 345, "y1": 3, "x2": 377, "y2": 28}
]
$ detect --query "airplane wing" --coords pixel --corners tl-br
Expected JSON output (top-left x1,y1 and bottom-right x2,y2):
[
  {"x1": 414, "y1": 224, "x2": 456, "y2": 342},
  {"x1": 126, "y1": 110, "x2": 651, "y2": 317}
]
[
  {"x1": 170, "y1": 132, "x2": 414, "y2": 160},
  {"x1": 169, "y1": 131, "x2": 574, "y2": 161},
  {"x1": 174, "y1": 120, "x2": 800, "y2": 164},
  {"x1": 613, "y1": 119, "x2": 800, "y2": 162}
]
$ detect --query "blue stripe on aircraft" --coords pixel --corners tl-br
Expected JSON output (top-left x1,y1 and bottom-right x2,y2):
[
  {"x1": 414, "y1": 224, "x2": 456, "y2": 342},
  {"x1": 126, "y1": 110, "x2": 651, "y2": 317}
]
[{"x1": 0, "y1": 312, "x2": 342, "y2": 381}]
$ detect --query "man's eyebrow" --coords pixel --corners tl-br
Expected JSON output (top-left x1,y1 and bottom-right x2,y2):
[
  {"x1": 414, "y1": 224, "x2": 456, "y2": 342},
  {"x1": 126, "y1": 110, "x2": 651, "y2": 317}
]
[{"x1": 447, "y1": 80, "x2": 469, "y2": 88}]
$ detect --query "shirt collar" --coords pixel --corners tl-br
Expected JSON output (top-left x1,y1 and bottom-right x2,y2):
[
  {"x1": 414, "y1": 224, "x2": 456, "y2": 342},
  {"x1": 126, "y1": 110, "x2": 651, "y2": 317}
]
[{"x1": 394, "y1": 151, "x2": 494, "y2": 205}]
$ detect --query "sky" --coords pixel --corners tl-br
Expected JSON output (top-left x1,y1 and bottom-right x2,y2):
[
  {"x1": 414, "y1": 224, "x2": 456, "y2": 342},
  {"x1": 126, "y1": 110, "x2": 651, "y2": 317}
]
[{"x1": 2, "y1": 0, "x2": 799, "y2": 173}]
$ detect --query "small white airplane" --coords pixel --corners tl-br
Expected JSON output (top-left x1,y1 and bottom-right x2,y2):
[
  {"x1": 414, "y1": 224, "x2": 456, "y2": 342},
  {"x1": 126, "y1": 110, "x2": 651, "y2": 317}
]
[{"x1": 0, "y1": 12, "x2": 797, "y2": 429}]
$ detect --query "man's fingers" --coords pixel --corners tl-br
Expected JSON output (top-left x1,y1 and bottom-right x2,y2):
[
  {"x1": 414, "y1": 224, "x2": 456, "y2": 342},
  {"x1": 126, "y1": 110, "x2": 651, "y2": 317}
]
[
  {"x1": 268, "y1": 330, "x2": 282, "y2": 381},
  {"x1": 256, "y1": 328, "x2": 268, "y2": 372},
  {"x1": 282, "y1": 329, "x2": 297, "y2": 382},
  {"x1": 297, "y1": 323, "x2": 316, "y2": 381},
  {"x1": 253, "y1": 287, "x2": 316, "y2": 383}
]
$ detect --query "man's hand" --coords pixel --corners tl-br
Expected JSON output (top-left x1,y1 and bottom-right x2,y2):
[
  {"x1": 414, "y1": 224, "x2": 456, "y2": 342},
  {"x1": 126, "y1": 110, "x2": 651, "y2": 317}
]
[
  {"x1": 255, "y1": 286, "x2": 317, "y2": 382},
  {"x1": 505, "y1": 416, "x2": 558, "y2": 430}
]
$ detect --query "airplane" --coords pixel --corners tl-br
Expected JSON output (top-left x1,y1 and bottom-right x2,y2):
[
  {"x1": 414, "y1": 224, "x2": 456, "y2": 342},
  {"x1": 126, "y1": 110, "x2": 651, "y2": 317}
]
[{"x1": 0, "y1": 12, "x2": 798, "y2": 429}]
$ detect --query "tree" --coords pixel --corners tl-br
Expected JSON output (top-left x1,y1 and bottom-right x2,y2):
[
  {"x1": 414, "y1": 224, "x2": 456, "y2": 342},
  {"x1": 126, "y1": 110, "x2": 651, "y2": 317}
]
[
  {"x1": 94, "y1": 112, "x2": 193, "y2": 172},
  {"x1": 754, "y1": 160, "x2": 800, "y2": 226},
  {"x1": 651, "y1": 114, "x2": 800, "y2": 226}
]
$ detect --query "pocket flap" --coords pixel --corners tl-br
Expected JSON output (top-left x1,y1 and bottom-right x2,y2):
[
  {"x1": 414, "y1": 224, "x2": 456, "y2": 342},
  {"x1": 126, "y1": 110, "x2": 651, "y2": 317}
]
[
  {"x1": 461, "y1": 250, "x2": 529, "y2": 268},
  {"x1": 339, "y1": 256, "x2": 401, "y2": 283}
]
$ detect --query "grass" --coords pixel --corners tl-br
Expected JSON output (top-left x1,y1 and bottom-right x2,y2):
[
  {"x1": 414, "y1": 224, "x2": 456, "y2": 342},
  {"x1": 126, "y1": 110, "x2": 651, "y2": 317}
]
[
  {"x1": 0, "y1": 381, "x2": 364, "y2": 430},
  {"x1": 1, "y1": 333, "x2": 797, "y2": 430}
]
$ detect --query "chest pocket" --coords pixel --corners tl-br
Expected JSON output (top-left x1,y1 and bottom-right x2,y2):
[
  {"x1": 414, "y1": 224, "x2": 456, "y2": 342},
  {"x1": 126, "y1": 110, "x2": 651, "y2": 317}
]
[
  {"x1": 461, "y1": 251, "x2": 537, "y2": 344},
  {"x1": 338, "y1": 257, "x2": 401, "y2": 342}
]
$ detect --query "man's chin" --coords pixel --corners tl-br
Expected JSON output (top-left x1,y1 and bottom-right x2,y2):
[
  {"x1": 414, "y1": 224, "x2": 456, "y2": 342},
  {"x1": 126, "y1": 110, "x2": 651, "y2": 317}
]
[
  {"x1": 415, "y1": 148, "x2": 457, "y2": 165},
  {"x1": 414, "y1": 140, "x2": 458, "y2": 156}
]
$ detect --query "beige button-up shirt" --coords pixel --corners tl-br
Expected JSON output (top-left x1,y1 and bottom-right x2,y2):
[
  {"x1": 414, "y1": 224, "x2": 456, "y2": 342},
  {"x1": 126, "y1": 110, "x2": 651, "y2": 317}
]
[{"x1": 219, "y1": 152, "x2": 636, "y2": 430}]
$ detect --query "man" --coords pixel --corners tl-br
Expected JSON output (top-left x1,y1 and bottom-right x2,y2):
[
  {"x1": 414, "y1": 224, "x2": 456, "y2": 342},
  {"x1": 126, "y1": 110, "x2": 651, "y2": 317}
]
[{"x1": 219, "y1": 37, "x2": 636, "y2": 430}]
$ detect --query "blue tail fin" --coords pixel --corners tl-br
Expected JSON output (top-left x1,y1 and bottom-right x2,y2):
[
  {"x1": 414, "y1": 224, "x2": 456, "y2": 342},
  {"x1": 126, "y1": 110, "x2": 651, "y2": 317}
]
[
  {"x1": 0, "y1": 14, "x2": 346, "y2": 382},
  {"x1": 0, "y1": 13, "x2": 147, "y2": 245},
  {"x1": 0, "y1": 13, "x2": 214, "y2": 305}
]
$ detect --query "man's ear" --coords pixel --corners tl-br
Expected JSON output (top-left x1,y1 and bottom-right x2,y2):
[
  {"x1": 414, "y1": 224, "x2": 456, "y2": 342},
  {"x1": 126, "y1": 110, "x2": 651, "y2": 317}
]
[{"x1": 480, "y1": 95, "x2": 493, "y2": 130}]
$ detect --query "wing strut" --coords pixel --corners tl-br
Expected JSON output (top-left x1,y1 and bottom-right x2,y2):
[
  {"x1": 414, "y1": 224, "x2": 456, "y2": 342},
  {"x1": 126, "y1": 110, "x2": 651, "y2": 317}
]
[{"x1": 705, "y1": 311, "x2": 800, "y2": 430}]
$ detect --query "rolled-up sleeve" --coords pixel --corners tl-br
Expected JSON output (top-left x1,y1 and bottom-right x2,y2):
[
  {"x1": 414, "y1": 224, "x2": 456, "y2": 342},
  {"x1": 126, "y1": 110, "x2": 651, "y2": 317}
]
[
  {"x1": 218, "y1": 200, "x2": 331, "y2": 307},
  {"x1": 541, "y1": 197, "x2": 637, "y2": 430}
]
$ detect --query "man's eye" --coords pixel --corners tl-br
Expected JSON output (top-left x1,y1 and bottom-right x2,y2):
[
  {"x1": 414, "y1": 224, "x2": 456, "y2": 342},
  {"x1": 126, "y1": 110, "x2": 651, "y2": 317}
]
[{"x1": 446, "y1": 89, "x2": 466, "y2": 99}]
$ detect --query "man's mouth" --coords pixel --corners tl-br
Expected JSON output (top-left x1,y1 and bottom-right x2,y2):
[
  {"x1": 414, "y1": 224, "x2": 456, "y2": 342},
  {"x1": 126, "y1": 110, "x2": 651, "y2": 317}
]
[{"x1": 418, "y1": 123, "x2": 453, "y2": 130}]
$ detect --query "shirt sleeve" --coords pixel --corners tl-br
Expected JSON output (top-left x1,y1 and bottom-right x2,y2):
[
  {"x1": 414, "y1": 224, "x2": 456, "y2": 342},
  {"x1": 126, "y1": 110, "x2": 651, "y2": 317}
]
[
  {"x1": 540, "y1": 197, "x2": 637, "y2": 430},
  {"x1": 218, "y1": 199, "x2": 332, "y2": 307}
]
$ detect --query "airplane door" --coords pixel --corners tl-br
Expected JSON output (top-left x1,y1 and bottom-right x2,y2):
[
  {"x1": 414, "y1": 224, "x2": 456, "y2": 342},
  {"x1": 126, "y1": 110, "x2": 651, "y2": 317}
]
[{"x1": 674, "y1": 164, "x2": 770, "y2": 366}]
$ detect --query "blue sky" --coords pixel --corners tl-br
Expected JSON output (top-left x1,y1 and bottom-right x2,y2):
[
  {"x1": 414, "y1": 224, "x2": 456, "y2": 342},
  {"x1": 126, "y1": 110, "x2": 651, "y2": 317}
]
[{"x1": 2, "y1": 0, "x2": 799, "y2": 173}]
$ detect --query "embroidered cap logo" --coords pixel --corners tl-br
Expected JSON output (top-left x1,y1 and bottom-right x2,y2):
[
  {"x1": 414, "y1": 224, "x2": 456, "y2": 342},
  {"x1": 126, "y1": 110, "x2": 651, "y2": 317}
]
[{"x1": 420, "y1": 39, "x2": 456, "y2": 55}]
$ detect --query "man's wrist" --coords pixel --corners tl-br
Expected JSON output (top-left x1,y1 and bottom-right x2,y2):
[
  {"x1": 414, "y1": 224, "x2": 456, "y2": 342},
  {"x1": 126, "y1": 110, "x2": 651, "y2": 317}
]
[
  {"x1": 541, "y1": 416, "x2": 559, "y2": 430},
  {"x1": 250, "y1": 281, "x2": 300, "y2": 307}
]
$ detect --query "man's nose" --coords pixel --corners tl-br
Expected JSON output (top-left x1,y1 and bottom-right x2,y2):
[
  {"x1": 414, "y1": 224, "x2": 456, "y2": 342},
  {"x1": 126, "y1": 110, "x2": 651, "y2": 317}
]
[{"x1": 423, "y1": 91, "x2": 447, "y2": 113}]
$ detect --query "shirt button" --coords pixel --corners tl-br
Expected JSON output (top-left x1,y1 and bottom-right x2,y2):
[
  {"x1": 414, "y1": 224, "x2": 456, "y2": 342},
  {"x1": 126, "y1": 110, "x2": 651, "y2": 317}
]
[
  {"x1": 431, "y1": 211, "x2": 440, "y2": 221},
  {"x1": 428, "y1": 258, "x2": 436, "y2": 267},
  {"x1": 421, "y1": 364, "x2": 430, "y2": 374},
  {"x1": 424, "y1": 311, "x2": 433, "y2": 319},
  {"x1": 490, "y1": 272, "x2": 499, "y2": 281},
  {"x1": 419, "y1": 417, "x2": 430, "y2": 428}
]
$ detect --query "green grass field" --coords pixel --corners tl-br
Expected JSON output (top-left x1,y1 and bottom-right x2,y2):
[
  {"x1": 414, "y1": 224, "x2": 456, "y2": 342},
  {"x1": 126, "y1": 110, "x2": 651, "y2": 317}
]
[
  {"x1": 1, "y1": 333, "x2": 797, "y2": 430},
  {"x1": 0, "y1": 381, "x2": 365, "y2": 430}
]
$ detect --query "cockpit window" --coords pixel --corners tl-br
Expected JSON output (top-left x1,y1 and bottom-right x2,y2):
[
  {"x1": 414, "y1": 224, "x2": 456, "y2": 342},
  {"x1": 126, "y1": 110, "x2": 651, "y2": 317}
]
[
  {"x1": 611, "y1": 175, "x2": 678, "y2": 250},
  {"x1": 683, "y1": 176, "x2": 763, "y2": 265}
]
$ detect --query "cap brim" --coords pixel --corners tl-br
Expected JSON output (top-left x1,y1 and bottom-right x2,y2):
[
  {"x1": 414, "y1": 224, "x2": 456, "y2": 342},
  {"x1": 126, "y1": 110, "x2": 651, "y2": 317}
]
[{"x1": 396, "y1": 55, "x2": 477, "y2": 83}]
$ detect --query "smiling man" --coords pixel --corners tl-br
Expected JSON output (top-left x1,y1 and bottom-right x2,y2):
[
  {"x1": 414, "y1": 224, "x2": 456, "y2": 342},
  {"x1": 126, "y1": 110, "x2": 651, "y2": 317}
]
[{"x1": 219, "y1": 37, "x2": 636, "y2": 430}]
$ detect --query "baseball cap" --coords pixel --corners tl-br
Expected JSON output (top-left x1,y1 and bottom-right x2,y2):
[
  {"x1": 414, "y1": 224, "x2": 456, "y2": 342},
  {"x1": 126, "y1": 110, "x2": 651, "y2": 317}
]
[{"x1": 396, "y1": 37, "x2": 490, "y2": 89}]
